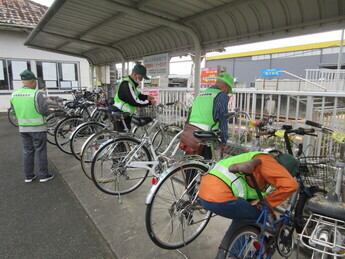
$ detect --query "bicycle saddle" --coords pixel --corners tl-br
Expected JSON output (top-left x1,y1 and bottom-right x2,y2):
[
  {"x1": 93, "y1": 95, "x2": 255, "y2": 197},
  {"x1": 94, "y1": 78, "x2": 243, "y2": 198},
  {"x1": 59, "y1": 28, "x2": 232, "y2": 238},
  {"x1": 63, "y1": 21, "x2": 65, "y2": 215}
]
[
  {"x1": 307, "y1": 196, "x2": 345, "y2": 221},
  {"x1": 193, "y1": 130, "x2": 219, "y2": 140},
  {"x1": 110, "y1": 112, "x2": 130, "y2": 120},
  {"x1": 132, "y1": 116, "x2": 153, "y2": 127}
]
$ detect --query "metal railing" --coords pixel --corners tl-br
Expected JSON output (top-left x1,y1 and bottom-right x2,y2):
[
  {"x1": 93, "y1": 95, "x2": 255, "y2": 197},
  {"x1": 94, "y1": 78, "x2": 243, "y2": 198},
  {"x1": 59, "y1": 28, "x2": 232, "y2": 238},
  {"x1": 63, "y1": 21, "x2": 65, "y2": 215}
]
[
  {"x1": 306, "y1": 69, "x2": 345, "y2": 92},
  {"x1": 157, "y1": 88, "x2": 345, "y2": 156}
]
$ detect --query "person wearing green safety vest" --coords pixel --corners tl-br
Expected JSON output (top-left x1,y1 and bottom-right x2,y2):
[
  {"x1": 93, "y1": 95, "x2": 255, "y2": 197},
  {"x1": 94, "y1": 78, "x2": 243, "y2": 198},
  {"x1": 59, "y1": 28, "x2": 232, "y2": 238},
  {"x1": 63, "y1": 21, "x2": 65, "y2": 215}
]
[
  {"x1": 198, "y1": 151, "x2": 299, "y2": 234},
  {"x1": 10, "y1": 70, "x2": 54, "y2": 183},
  {"x1": 180, "y1": 72, "x2": 235, "y2": 157},
  {"x1": 109, "y1": 64, "x2": 157, "y2": 132}
]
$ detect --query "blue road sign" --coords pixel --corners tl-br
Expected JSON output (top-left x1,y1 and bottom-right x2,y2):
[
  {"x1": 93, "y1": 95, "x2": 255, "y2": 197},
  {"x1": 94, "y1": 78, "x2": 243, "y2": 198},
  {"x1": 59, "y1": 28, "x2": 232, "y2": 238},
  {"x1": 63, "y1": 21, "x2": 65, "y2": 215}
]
[{"x1": 262, "y1": 69, "x2": 283, "y2": 77}]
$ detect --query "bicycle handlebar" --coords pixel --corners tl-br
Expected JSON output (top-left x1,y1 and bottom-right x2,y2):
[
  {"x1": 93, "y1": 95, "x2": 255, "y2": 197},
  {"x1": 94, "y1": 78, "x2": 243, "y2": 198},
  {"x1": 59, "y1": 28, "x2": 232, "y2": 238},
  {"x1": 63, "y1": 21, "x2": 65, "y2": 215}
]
[{"x1": 259, "y1": 127, "x2": 315, "y2": 136}]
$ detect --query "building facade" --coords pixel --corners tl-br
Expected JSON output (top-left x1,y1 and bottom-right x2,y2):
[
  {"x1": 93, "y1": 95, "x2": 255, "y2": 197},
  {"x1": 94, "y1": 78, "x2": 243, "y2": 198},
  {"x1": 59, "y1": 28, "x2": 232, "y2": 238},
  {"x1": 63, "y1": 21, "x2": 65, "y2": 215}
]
[
  {"x1": 206, "y1": 41, "x2": 345, "y2": 88},
  {"x1": 0, "y1": 0, "x2": 89, "y2": 111}
]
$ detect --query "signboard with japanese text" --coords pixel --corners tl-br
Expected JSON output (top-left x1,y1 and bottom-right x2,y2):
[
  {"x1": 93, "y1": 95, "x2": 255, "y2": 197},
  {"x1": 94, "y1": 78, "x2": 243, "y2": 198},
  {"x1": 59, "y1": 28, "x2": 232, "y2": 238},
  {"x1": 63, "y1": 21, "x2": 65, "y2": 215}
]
[
  {"x1": 261, "y1": 69, "x2": 282, "y2": 77},
  {"x1": 201, "y1": 66, "x2": 225, "y2": 87},
  {"x1": 139, "y1": 89, "x2": 160, "y2": 104},
  {"x1": 143, "y1": 53, "x2": 169, "y2": 76}
]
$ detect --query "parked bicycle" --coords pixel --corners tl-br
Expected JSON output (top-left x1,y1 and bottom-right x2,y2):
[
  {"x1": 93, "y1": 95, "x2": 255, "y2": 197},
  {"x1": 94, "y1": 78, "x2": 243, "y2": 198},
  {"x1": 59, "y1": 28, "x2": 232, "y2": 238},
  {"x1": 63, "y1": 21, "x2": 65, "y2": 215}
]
[
  {"x1": 145, "y1": 123, "x2": 326, "y2": 252},
  {"x1": 90, "y1": 106, "x2": 183, "y2": 200},
  {"x1": 299, "y1": 120, "x2": 345, "y2": 258}
]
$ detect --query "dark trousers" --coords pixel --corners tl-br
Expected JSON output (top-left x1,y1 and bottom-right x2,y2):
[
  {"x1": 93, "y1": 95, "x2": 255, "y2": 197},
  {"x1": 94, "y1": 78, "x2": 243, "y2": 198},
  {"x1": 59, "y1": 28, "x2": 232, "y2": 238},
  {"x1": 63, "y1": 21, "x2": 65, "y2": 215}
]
[
  {"x1": 108, "y1": 105, "x2": 132, "y2": 132},
  {"x1": 199, "y1": 197, "x2": 262, "y2": 232},
  {"x1": 186, "y1": 146, "x2": 212, "y2": 197},
  {"x1": 20, "y1": 132, "x2": 48, "y2": 178}
]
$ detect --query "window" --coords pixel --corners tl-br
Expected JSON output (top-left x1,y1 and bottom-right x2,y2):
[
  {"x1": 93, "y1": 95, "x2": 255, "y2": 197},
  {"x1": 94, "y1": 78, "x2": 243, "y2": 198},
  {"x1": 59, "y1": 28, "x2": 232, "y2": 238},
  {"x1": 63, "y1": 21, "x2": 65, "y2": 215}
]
[
  {"x1": 0, "y1": 60, "x2": 9, "y2": 90},
  {"x1": 8, "y1": 60, "x2": 31, "y2": 90},
  {"x1": 36, "y1": 61, "x2": 79, "y2": 90}
]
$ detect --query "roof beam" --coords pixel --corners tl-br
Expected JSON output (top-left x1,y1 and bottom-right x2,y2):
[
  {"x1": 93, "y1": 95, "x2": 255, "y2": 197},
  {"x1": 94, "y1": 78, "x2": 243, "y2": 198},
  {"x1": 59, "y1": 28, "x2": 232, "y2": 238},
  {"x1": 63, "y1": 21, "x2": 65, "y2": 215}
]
[
  {"x1": 108, "y1": 0, "x2": 202, "y2": 95},
  {"x1": 78, "y1": 13, "x2": 126, "y2": 40},
  {"x1": 180, "y1": 0, "x2": 257, "y2": 23},
  {"x1": 39, "y1": 31, "x2": 126, "y2": 60}
]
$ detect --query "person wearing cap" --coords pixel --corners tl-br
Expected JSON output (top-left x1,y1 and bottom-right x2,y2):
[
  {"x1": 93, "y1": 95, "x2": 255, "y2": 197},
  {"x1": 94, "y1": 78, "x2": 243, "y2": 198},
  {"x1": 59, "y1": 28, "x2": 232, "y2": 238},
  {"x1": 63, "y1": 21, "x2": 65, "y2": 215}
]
[
  {"x1": 111, "y1": 64, "x2": 157, "y2": 132},
  {"x1": 198, "y1": 151, "x2": 299, "y2": 232},
  {"x1": 186, "y1": 72, "x2": 235, "y2": 157},
  {"x1": 10, "y1": 70, "x2": 54, "y2": 183}
]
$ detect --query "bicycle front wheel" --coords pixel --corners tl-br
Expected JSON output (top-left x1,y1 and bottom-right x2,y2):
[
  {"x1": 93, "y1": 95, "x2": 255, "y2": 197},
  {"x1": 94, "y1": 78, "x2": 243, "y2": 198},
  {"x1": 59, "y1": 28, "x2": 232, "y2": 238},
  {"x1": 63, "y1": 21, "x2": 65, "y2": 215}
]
[
  {"x1": 216, "y1": 224, "x2": 266, "y2": 259},
  {"x1": 80, "y1": 130, "x2": 119, "y2": 180},
  {"x1": 54, "y1": 116, "x2": 84, "y2": 154},
  {"x1": 91, "y1": 137, "x2": 151, "y2": 195},
  {"x1": 145, "y1": 162, "x2": 211, "y2": 249}
]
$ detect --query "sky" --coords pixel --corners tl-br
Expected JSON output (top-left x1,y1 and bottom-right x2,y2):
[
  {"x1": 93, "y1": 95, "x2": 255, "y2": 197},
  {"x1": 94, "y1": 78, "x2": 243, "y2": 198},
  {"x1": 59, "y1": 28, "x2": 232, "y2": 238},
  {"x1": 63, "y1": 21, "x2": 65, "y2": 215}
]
[
  {"x1": 31, "y1": 0, "x2": 54, "y2": 6},
  {"x1": 31, "y1": 0, "x2": 343, "y2": 74}
]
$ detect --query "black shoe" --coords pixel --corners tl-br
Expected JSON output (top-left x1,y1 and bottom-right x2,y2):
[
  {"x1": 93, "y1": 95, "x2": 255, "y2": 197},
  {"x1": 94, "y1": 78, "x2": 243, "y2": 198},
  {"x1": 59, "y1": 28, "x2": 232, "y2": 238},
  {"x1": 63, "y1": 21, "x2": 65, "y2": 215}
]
[
  {"x1": 25, "y1": 175, "x2": 37, "y2": 183},
  {"x1": 40, "y1": 174, "x2": 54, "y2": 183}
]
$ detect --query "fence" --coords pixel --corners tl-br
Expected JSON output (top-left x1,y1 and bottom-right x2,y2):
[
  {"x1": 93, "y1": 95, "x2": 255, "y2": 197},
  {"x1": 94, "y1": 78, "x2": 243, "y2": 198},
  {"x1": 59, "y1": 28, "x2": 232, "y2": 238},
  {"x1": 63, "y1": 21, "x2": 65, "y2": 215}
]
[
  {"x1": 306, "y1": 69, "x2": 345, "y2": 92},
  {"x1": 157, "y1": 88, "x2": 345, "y2": 156}
]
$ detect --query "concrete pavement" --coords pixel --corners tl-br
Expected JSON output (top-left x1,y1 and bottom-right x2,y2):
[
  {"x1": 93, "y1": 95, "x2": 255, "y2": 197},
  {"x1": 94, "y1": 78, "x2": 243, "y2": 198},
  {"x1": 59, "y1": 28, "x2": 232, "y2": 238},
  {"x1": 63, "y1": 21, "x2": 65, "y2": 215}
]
[
  {"x1": 0, "y1": 115, "x2": 114, "y2": 258},
  {"x1": 0, "y1": 113, "x2": 309, "y2": 258}
]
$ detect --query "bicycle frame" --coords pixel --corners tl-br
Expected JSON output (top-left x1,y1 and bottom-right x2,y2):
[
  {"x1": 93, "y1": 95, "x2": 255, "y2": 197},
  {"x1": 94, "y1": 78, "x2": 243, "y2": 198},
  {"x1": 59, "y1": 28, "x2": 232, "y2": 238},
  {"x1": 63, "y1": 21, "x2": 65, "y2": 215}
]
[{"x1": 110, "y1": 129, "x2": 182, "y2": 178}]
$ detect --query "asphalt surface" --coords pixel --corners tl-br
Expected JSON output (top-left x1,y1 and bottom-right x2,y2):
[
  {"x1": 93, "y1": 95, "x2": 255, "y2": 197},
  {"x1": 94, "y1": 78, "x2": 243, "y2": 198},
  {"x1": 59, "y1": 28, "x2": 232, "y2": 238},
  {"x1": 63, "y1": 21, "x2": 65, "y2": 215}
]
[
  {"x1": 0, "y1": 112, "x2": 309, "y2": 259},
  {"x1": 0, "y1": 115, "x2": 115, "y2": 259}
]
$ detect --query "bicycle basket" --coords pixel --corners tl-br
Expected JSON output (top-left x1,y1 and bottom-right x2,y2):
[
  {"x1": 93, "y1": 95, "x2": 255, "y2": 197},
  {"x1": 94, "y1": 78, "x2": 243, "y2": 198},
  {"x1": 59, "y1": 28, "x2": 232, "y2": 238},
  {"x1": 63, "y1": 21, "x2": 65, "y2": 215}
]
[
  {"x1": 298, "y1": 156, "x2": 336, "y2": 191},
  {"x1": 137, "y1": 106, "x2": 157, "y2": 118}
]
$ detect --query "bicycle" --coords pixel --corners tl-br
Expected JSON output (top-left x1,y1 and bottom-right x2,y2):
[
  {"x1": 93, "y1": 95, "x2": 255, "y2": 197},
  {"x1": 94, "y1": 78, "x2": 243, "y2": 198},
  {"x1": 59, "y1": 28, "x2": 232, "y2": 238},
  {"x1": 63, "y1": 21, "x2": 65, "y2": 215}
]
[
  {"x1": 145, "y1": 123, "x2": 325, "y2": 251},
  {"x1": 78, "y1": 102, "x2": 184, "y2": 178},
  {"x1": 90, "y1": 109, "x2": 183, "y2": 199},
  {"x1": 298, "y1": 120, "x2": 345, "y2": 258}
]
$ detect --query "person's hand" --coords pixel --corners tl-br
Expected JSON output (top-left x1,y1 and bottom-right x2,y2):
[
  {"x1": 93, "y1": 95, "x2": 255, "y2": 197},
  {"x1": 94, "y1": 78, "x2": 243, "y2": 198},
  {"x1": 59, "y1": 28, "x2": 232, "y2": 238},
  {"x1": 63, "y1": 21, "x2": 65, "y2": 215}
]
[
  {"x1": 250, "y1": 199, "x2": 260, "y2": 206},
  {"x1": 220, "y1": 145, "x2": 228, "y2": 154}
]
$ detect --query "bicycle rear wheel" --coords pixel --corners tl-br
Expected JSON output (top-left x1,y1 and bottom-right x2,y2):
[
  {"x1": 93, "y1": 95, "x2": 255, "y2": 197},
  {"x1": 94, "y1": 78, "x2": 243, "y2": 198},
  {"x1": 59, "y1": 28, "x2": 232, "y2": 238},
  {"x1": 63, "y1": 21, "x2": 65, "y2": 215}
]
[
  {"x1": 145, "y1": 162, "x2": 211, "y2": 249},
  {"x1": 216, "y1": 224, "x2": 266, "y2": 259},
  {"x1": 91, "y1": 137, "x2": 151, "y2": 195},
  {"x1": 80, "y1": 130, "x2": 118, "y2": 180},
  {"x1": 70, "y1": 121, "x2": 105, "y2": 160},
  {"x1": 7, "y1": 107, "x2": 18, "y2": 127}
]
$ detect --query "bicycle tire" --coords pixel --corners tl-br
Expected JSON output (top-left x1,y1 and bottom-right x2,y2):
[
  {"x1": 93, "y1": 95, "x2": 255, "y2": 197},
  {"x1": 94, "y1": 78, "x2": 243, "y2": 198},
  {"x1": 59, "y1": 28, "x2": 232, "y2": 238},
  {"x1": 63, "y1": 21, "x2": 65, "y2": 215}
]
[
  {"x1": 54, "y1": 116, "x2": 84, "y2": 154},
  {"x1": 91, "y1": 136, "x2": 151, "y2": 195},
  {"x1": 216, "y1": 224, "x2": 266, "y2": 259},
  {"x1": 145, "y1": 162, "x2": 211, "y2": 249},
  {"x1": 295, "y1": 187, "x2": 327, "y2": 236},
  {"x1": 152, "y1": 124, "x2": 182, "y2": 153},
  {"x1": 70, "y1": 121, "x2": 105, "y2": 160},
  {"x1": 46, "y1": 112, "x2": 64, "y2": 145},
  {"x1": 80, "y1": 130, "x2": 119, "y2": 180},
  {"x1": 7, "y1": 107, "x2": 18, "y2": 127}
]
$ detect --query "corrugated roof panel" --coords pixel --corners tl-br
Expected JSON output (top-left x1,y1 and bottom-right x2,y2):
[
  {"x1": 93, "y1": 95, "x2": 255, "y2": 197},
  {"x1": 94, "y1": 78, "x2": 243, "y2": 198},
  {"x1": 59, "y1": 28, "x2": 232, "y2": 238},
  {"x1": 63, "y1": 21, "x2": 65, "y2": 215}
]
[{"x1": 25, "y1": 0, "x2": 345, "y2": 65}]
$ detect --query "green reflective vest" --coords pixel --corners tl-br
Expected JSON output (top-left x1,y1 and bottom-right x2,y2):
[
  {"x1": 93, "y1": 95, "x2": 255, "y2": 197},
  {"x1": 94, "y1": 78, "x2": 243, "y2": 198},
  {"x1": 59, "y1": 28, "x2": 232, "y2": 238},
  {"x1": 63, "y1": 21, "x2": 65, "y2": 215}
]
[
  {"x1": 113, "y1": 77, "x2": 140, "y2": 115},
  {"x1": 11, "y1": 88, "x2": 45, "y2": 126},
  {"x1": 209, "y1": 152, "x2": 266, "y2": 200},
  {"x1": 188, "y1": 88, "x2": 221, "y2": 130}
]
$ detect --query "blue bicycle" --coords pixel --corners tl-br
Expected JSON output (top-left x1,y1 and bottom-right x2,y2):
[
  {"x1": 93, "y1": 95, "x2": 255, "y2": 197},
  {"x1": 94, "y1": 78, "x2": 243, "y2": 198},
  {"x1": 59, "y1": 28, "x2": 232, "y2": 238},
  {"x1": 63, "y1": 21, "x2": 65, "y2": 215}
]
[{"x1": 216, "y1": 126, "x2": 325, "y2": 259}]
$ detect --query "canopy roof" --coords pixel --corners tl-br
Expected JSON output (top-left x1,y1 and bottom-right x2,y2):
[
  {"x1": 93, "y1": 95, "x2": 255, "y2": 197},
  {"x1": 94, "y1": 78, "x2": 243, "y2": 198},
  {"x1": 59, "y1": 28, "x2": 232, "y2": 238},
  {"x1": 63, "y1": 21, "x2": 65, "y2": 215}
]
[{"x1": 25, "y1": 0, "x2": 345, "y2": 65}]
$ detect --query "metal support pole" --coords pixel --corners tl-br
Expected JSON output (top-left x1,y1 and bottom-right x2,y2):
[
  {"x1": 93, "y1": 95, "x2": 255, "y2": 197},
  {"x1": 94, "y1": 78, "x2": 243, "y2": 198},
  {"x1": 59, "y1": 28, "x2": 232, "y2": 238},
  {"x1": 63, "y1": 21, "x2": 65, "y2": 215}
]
[
  {"x1": 122, "y1": 61, "x2": 125, "y2": 78},
  {"x1": 337, "y1": 29, "x2": 344, "y2": 91},
  {"x1": 194, "y1": 48, "x2": 201, "y2": 96}
]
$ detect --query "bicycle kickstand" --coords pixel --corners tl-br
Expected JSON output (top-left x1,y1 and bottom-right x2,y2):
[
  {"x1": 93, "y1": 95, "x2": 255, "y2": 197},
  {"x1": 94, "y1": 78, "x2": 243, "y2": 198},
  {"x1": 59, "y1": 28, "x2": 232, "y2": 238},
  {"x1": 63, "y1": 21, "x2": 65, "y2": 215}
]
[{"x1": 117, "y1": 193, "x2": 122, "y2": 204}]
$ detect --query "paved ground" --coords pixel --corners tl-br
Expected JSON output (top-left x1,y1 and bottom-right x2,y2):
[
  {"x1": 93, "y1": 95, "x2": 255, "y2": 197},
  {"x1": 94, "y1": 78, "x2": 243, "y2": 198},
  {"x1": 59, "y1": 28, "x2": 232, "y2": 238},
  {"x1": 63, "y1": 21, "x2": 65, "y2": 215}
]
[
  {"x1": 0, "y1": 113, "x2": 310, "y2": 258},
  {"x1": 0, "y1": 115, "x2": 114, "y2": 259}
]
